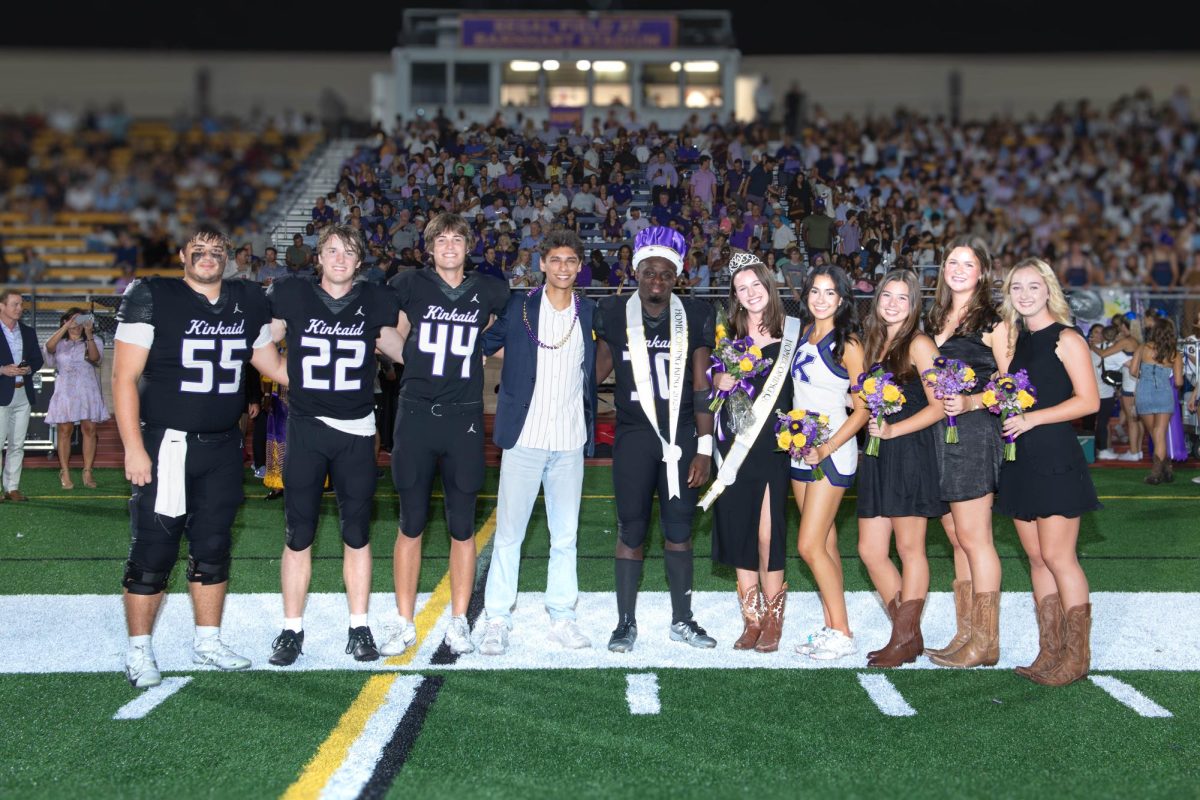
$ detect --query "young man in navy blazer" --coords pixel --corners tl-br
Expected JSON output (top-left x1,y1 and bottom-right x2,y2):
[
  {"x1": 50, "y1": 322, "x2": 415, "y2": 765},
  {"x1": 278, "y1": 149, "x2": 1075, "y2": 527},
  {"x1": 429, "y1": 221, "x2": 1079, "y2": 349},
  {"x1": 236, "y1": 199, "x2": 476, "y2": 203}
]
[
  {"x1": 477, "y1": 229, "x2": 598, "y2": 655},
  {"x1": 0, "y1": 291, "x2": 43, "y2": 503}
]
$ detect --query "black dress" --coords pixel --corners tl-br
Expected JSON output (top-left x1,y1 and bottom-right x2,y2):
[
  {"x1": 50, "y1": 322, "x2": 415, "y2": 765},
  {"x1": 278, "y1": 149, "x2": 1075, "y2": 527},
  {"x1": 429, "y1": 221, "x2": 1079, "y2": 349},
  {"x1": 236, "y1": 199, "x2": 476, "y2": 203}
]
[
  {"x1": 933, "y1": 329, "x2": 1003, "y2": 502},
  {"x1": 857, "y1": 372, "x2": 949, "y2": 519},
  {"x1": 712, "y1": 342, "x2": 792, "y2": 572},
  {"x1": 995, "y1": 323, "x2": 1101, "y2": 521}
]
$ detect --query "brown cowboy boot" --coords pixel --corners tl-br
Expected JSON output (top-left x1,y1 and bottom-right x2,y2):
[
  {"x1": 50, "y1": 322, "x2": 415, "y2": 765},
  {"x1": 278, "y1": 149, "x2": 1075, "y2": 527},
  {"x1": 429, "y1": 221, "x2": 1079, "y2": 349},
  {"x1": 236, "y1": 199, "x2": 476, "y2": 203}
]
[
  {"x1": 926, "y1": 580, "x2": 972, "y2": 658},
  {"x1": 1144, "y1": 456, "x2": 1164, "y2": 485},
  {"x1": 755, "y1": 584, "x2": 788, "y2": 653},
  {"x1": 1015, "y1": 593, "x2": 1065, "y2": 680},
  {"x1": 868, "y1": 597, "x2": 926, "y2": 668},
  {"x1": 733, "y1": 584, "x2": 764, "y2": 650},
  {"x1": 928, "y1": 590, "x2": 999, "y2": 668},
  {"x1": 1163, "y1": 458, "x2": 1175, "y2": 483},
  {"x1": 1030, "y1": 603, "x2": 1091, "y2": 687},
  {"x1": 868, "y1": 593, "x2": 901, "y2": 661}
]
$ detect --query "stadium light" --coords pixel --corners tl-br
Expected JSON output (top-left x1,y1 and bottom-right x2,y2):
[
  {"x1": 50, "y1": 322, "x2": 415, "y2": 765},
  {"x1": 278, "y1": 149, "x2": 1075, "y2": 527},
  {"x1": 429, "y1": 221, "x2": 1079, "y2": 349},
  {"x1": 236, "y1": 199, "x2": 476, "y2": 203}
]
[
  {"x1": 670, "y1": 61, "x2": 682, "y2": 72},
  {"x1": 576, "y1": 60, "x2": 592, "y2": 71},
  {"x1": 542, "y1": 59, "x2": 560, "y2": 71},
  {"x1": 509, "y1": 60, "x2": 541, "y2": 72},
  {"x1": 593, "y1": 61, "x2": 626, "y2": 73},
  {"x1": 683, "y1": 61, "x2": 720, "y2": 73}
]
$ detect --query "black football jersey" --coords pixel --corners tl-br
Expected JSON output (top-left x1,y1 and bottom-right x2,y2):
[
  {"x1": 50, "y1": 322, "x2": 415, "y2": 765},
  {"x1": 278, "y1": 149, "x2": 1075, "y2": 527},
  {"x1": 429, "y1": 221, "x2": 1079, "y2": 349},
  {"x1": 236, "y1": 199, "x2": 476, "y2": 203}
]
[
  {"x1": 269, "y1": 278, "x2": 400, "y2": 420},
  {"x1": 117, "y1": 278, "x2": 270, "y2": 433},
  {"x1": 390, "y1": 270, "x2": 509, "y2": 404},
  {"x1": 595, "y1": 294, "x2": 714, "y2": 437}
]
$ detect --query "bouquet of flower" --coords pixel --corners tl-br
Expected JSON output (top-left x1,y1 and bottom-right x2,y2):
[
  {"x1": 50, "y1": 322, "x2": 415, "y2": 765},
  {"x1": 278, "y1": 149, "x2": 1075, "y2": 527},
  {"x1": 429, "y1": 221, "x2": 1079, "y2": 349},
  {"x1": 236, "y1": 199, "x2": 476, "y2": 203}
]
[
  {"x1": 774, "y1": 409, "x2": 833, "y2": 481},
  {"x1": 921, "y1": 357, "x2": 978, "y2": 444},
  {"x1": 708, "y1": 307, "x2": 773, "y2": 437},
  {"x1": 981, "y1": 370, "x2": 1037, "y2": 461},
  {"x1": 853, "y1": 363, "x2": 907, "y2": 457}
]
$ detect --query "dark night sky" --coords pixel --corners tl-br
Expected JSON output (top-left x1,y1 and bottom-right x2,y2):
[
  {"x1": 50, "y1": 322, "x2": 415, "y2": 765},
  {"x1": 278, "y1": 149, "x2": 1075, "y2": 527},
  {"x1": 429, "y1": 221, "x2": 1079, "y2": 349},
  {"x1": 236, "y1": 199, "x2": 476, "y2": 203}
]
[{"x1": 1, "y1": 1, "x2": 1194, "y2": 55}]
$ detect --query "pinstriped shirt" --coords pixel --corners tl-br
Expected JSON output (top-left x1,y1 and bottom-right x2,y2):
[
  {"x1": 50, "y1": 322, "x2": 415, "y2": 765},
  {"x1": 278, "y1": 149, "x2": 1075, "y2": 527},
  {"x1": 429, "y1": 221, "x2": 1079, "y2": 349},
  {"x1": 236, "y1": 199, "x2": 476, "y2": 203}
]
[{"x1": 515, "y1": 290, "x2": 586, "y2": 452}]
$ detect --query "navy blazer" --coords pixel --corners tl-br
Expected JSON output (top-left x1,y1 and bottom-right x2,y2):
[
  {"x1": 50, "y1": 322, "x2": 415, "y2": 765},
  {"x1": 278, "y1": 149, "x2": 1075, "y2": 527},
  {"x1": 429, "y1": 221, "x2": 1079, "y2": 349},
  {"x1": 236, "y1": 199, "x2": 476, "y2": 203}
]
[
  {"x1": 483, "y1": 291, "x2": 598, "y2": 456},
  {"x1": 0, "y1": 321, "x2": 43, "y2": 406}
]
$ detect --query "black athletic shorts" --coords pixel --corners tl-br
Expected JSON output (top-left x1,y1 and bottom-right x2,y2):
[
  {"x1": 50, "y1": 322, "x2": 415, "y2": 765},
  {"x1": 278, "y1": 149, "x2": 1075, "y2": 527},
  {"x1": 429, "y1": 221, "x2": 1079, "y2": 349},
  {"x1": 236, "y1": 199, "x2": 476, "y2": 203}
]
[
  {"x1": 283, "y1": 415, "x2": 377, "y2": 551},
  {"x1": 392, "y1": 398, "x2": 484, "y2": 541},
  {"x1": 612, "y1": 424, "x2": 699, "y2": 547}
]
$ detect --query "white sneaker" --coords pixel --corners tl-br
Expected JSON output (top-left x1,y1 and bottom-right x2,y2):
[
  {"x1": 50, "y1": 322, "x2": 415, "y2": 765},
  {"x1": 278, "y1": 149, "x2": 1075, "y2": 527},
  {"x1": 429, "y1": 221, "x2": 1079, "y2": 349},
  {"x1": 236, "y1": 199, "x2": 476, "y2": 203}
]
[
  {"x1": 1096, "y1": 449, "x2": 1119, "y2": 460},
  {"x1": 794, "y1": 626, "x2": 831, "y2": 655},
  {"x1": 379, "y1": 617, "x2": 418, "y2": 656},
  {"x1": 444, "y1": 616, "x2": 475, "y2": 655},
  {"x1": 125, "y1": 646, "x2": 162, "y2": 689},
  {"x1": 1118, "y1": 451, "x2": 1143, "y2": 462},
  {"x1": 193, "y1": 637, "x2": 252, "y2": 671},
  {"x1": 547, "y1": 618, "x2": 592, "y2": 649},
  {"x1": 478, "y1": 619, "x2": 510, "y2": 656},
  {"x1": 1192, "y1": 475, "x2": 1200, "y2": 485},
  {"x1": 807, "y1": 629, "x2": 857, "y2": 660}
]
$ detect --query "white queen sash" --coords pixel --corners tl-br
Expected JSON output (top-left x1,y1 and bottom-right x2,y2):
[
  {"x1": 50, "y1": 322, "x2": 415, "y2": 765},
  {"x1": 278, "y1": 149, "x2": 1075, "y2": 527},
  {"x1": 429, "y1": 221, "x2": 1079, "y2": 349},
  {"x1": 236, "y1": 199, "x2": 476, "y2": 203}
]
[
  {"x1": 698, "y1": 315, "x2": 801, "y2": 511},
  {"x1": 625, "y1": 293, "x2": 688, "y2": 499}
]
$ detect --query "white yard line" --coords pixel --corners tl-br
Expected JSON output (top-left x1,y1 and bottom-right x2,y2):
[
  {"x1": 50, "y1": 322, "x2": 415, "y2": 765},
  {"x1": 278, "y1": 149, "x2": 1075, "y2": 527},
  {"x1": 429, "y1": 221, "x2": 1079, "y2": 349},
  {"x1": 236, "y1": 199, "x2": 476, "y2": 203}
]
[
  {"x1": 856, "y1": 673, "x2": 916, "y2": 717},
  {"x1": 317, "y1": 675, "x2": 424, "y2": 800},
  {"x1": 1089, "y1": 676, "x2": 1174, "y2": 718},
  {"x1": 625, "y1": 673, "x2": 660, "y2": 715},
  {"x1": 112, "y1": 676, "x2": 192, "y2": 720}
]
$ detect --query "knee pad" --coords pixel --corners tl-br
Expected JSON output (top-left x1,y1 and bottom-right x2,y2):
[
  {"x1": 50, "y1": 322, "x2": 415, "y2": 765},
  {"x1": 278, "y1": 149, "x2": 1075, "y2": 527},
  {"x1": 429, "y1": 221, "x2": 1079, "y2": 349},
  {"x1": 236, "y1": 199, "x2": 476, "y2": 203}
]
[
  {"x1": 123, "y1": 560, "x2": 172, "y2": 595},
  {"x1": 186, "y1": 555, "x2": 230, "y2": 585},
  {"x1": 285, "y1": 525, "x2": 316, "y2": 552},
  {"x1": 397, "y1": 488, "x2": 430, "y2": 538},
  {"x1": 617, "y1": 520, "x2": 649, "y2": 550},
  {"x1": 445, "y1": 493, "x2": 478, "y2": 542},
  {"x1": 662, "y1": 522, "x2": 693, "y2": 545}
]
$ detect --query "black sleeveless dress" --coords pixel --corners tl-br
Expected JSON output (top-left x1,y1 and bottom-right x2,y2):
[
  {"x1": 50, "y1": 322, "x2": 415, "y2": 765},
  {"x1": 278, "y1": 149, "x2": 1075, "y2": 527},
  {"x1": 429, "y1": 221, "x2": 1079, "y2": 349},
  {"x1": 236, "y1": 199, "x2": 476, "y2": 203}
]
[
  {"x1": 857, "y1": 372, "x2": 949, "y2": 519},
  {"x1": 934, "y1": 329, "x2": 1003, "y2": 502},
  {"x1": 995, "y1": 323, "x2": 1101, "y2": 521},
  {"x1": 712, "y1": 342, "x2": 792, "y2": 572}
]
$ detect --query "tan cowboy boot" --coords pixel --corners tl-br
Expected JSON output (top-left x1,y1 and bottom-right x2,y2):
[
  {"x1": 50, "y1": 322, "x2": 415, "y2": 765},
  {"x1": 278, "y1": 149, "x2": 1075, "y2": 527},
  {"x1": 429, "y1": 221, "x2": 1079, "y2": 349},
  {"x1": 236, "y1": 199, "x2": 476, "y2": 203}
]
[
  {"x1": 733, "y1": 584, "x2": 764, "y2": 650},
  {"x1": 1031, "y1": 603, "x2": 1091, "y2": 687},
  {"x1": 868, "y1": 593, "x2": 901, "y2": 661},
  {"x1": 926, "y1": 580, "x2": 972, "y2": 658},
  {"x1": 928, "y1": 591, "x2": 999, "y2": 668},
  {"x1": 754, "y1": 584, "x2": 788, "y2": 653},
  {"x1": 868, "y1": 597, "x2": 926, "y2": 668},
  {"x1": 1015, "y1": 593, "x2": 1065, "y2": 681}
]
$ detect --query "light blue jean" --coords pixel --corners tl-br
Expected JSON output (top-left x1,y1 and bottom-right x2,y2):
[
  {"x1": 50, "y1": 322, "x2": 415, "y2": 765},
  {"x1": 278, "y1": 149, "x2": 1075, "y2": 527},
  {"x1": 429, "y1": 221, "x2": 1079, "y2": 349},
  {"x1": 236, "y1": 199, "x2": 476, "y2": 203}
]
[{"x1": 484, "y1": 444, "x2": 585, "y2": 626}]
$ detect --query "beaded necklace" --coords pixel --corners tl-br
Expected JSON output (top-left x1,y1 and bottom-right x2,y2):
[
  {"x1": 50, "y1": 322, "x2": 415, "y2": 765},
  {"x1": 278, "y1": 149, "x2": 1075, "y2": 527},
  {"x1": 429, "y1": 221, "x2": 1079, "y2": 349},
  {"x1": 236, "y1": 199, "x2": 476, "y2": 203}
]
[{"x1": 523, "y1": 286, "x2": 580, "y2": 350}]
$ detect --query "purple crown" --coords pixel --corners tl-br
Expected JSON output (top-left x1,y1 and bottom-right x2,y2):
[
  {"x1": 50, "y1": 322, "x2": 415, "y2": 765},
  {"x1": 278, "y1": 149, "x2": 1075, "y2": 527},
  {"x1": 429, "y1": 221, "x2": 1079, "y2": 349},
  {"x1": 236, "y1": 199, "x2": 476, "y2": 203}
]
[{"x1": 633, "y1": 225, "x2": 687, "y2": 264}]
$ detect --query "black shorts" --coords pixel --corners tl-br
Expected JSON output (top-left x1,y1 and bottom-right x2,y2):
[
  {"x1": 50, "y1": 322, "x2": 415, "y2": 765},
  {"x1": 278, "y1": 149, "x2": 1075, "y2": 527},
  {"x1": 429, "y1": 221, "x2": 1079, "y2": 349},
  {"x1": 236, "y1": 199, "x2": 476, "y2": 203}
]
[
  {"x1": 392, "y1": 399, "x2": 484, "y2": 541},
  {"x1": 128, "y1": 425, "x2": 244, "y2": 571},
  {"x1": 283, "y1": 415, "x2": 377, "y2": 551},
  {"x1": 612, "y1": 424, "x2": 699, "y2": 547}
]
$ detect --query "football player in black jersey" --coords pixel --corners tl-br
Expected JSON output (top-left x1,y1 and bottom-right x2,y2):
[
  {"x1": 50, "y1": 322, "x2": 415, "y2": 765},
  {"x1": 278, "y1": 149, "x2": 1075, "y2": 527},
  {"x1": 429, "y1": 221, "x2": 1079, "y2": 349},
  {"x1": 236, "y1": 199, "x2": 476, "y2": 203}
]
[
  {"x1": 265, "y1": 223, "x2": 407, "y2": 667},
  {"x1": 382, "y1": 212, "x2": 509, "y2": 657},
  {"x1": 112, "y1": 224, "x2": 287, "y2": 689},
  {"x1": 594, "y1": 226, "x2": 718, "y2": 652}
]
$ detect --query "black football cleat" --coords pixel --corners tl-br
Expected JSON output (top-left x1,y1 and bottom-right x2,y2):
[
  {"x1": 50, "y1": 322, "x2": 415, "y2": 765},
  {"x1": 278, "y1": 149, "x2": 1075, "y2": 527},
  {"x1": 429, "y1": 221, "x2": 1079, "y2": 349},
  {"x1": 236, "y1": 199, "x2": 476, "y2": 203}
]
[
  {"x1": 346, "y1": 626, "x2": 380, "y2": 662},
  {"x1": 269, "y1": 629, "x2": 304, "y2": 666}
]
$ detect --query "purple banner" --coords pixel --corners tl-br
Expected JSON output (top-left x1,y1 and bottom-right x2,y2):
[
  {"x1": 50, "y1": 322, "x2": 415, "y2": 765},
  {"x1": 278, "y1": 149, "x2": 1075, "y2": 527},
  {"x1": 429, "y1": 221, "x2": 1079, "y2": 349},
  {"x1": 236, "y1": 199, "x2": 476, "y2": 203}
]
[
  {"x1": 548, "y1": 107, "x2": 584, "y2": 132},
  {"x1": 461, "y1": 15, "x2": 677, "y2": 50}
]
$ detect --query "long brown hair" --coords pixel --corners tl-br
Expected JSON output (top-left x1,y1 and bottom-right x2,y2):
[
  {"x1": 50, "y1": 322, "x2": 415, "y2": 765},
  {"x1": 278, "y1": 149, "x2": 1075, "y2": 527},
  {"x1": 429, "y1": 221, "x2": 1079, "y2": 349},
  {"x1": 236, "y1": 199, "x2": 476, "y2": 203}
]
[
  {"x1": 862, "y1": 269, "x2": 923, "y2": 382},
  {"x1": 1146, "y1": 317, "x2": 1178, "y2": 363},
  {"x1": 729, "y1": 260, "x2": 785, "y2": 339},
  {"x1": 924, "y1": 235, "x2": 999, "y2": 337}
]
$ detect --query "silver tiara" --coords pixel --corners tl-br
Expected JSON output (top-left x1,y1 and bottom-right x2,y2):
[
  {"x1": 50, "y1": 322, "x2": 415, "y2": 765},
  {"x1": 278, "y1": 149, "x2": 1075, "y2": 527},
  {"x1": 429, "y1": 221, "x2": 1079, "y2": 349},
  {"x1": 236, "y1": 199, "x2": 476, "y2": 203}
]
[{"x1": 728, "y1": 250, "x2": 764, "y2": 273}]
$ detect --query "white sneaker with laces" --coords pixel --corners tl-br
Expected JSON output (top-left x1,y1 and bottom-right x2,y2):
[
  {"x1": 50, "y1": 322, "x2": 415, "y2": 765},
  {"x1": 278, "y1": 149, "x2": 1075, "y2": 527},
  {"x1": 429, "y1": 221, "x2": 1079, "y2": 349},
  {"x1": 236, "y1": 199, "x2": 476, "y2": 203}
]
[
  {"x1": 379, "y1": 617, "x2": 418, "y2": 656},
  {"x1": 444, "y1": 615, "x2": 475, "y2": 655},
  {"x1": 794, "y1": 626, "x2": 831, "y2": 655},
  {"x1": 193, "y1": 637, "x2": 252, "y2": 670},
  {"x1": 807, "y1": 629, "x2": 857, "y2": 660},
  {"x1": 547, "y1": 618, "x2": 591, "y2": 649},
  {"x1": 125, "y1": 646, "x2": 162, "y2": 689},
  {"x1": 1096, "y1": 449, "x2": 1118, "y2": 460},
  {"x1": 478, "y1": 619, "x2": 510, "y2": 656},
  {"x1": 1118, "y1": 451, "x2": 1143, "y2": 462}
]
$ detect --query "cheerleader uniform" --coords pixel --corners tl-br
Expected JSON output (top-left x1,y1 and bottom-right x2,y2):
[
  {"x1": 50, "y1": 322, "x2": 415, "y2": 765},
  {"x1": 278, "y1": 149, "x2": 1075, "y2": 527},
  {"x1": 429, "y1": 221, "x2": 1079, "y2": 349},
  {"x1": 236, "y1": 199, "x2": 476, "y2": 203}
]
[{"x1": 790, "y1": 326, "x2": 856, "y2": 488}]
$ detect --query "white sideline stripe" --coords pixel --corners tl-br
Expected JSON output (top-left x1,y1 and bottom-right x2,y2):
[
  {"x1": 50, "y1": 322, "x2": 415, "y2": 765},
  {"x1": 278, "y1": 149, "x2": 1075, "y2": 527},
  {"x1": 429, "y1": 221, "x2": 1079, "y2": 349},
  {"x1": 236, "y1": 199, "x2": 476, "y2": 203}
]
[
  {"x1": 318, "y1": 675, "x2": 424, "y2": 800},
  {"x1": 856, "y1": 673, "x2": 916, "y2": 717},
  {"x1": 2, "y1": 591, "x2": 1199, "y2": 673},
  {"x1": 626, "y1": 673, "x2": 660, "y2": 715},
  {"x1": 112, "y1": 677, "x2": 191, "y2": 720},
  {"x1": 1089, "y1": 676, "x2": 1174, "y2": 718}
]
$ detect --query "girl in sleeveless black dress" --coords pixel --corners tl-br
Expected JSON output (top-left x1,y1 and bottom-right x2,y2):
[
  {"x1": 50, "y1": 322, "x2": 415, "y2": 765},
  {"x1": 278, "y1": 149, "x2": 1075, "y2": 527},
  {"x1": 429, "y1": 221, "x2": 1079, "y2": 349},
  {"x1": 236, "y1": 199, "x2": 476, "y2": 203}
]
[
  {"x1": 996, "y1": 259, "x2": 1100, "y2": 687},
  {"x1": 856, "y1": 270, "x2": 948, "y2": 667},
  {"x1": 924, "y1": 239, "x2": 1012, "y2": 670}
]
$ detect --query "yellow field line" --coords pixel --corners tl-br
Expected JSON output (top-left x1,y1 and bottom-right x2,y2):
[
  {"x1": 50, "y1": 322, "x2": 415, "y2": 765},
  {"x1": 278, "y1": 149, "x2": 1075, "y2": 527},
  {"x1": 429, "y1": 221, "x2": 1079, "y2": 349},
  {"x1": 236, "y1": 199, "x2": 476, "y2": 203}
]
[{"x1": 280, "y1": 509, "x2": 496, "y2": 800}]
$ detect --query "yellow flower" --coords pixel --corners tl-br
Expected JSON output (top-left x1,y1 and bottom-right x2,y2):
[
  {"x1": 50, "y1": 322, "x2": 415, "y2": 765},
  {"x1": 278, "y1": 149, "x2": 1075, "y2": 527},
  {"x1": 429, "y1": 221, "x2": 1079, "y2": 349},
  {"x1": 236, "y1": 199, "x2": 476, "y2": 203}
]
[
  {"x1": 981, "y1": 390, "x2": 997, "y2": 408},
  {"x1": 792, "y1": 433, "x2": 807, "y2": 449},
  {"x1": 788, "y1": 409, "x2": 806, "y2": 419},
  {"x1": 998, "y1": 379, "x2": 1015, "y2": 391},
  {"x1": 790, "y1": 421, "x2": 803, "y2": 432},
  {"x1": 818, "y1": 414, "x2": 829, "y2": 424},
  {"x1": 714, "y1": 325, "x2": 728, "y2": 344},
  {"x1": 1017, "y1": 390, "x2": 1035, "y2": 409},
  {"x1": 862, "y1": 377, "x2": 877, "y2": 395},
  {"x1": 738, "y1": 357, "x2": 754, "y2": 372},
  {"x1": 748, "y1": 345, "x2": 762, "y2": 359},
  {"x1": 777, "y1": 432, "x2": 793, "y2": 449},
  {"x1": 882, "y1": 384, "x2": 901, "y2": 403},
  {"x1": 963, "y1": 368, "x2": 976, "y2": 382}
]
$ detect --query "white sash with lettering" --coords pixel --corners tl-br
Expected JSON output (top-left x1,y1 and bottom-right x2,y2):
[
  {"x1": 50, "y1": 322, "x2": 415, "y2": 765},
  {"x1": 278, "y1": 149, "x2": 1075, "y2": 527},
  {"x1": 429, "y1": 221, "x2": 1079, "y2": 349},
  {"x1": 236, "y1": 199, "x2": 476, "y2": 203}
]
[
  {"x1": 626, "y1": 293, "x2": 688, "y2": 499},
  {"x1": 699, "y1": 315, "x2": 801, "y2": 511}
]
